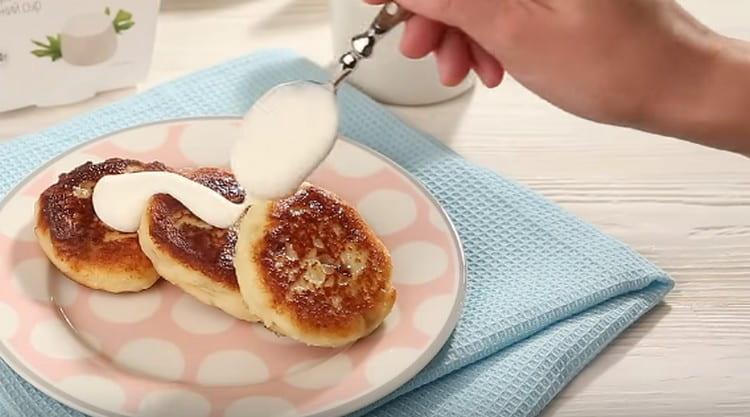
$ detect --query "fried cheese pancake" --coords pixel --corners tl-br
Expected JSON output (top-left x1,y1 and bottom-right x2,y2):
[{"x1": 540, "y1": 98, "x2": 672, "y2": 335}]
[
  {"x1": 138, "y1": 167, "x2": 257, "y2": 322},
  {"x1": 35, "y1": 158, "x2": 165, "y2": 293},
  {"x1": 234, "y1": 183, "x2": 395, "y2": 347}
]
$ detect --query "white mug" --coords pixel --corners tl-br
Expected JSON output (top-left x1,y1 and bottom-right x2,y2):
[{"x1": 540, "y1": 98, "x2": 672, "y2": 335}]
[{"x1": 329, "y1": 0, "x2": 475, "y2": 106}]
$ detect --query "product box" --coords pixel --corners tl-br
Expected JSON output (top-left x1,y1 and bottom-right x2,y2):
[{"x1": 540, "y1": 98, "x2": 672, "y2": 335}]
[{"x1": 0, "y1": 0, "x2": 159, "y2": 112}]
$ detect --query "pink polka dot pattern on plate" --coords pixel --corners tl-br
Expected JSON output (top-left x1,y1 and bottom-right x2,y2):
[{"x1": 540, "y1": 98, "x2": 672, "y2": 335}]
[
  {"x1": 0, "y1": 195, "x2": 37, "y2": 242},
  {"x1": 283, "y1": 355, "x2": 353, "y2": 390},
  {"x1": 196, "y1": 350, "x2": 270, "y2": 386},
  {"x1": 391, "y1": 241, "x2": 448, "y2": 285},
  {"x1": 357, "y1": 189, "x2": 418, "y2": 236},
  {"x1": 0, "y1": 119, "x2": 464, "y2": 417},
  {"x1": 224, "y1": 396, "x2": 296, "y2": 417},
  {"x1": 0, "y1": 302, "x2": 19, "y2": 339},
  {"x1": 138, "y1": 389, "x2": 212, "y2": 417}
]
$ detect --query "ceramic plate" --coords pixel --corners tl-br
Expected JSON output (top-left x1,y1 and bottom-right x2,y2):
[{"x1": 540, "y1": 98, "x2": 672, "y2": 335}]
[{"x1": 0, "y1": 118, "x2": 465, "y2": 417}]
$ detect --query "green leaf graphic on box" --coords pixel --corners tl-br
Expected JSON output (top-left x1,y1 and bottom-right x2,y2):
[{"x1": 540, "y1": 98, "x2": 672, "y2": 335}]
[
  {"x1": 30, "y1": 35, "x2": 62, "y2": 61},
  {"x1": 30, "y1": 8, "x2": 134, "y2": 62},
  {"x1": 112, "y1": 9, "x2": 135, "y2": 34}
]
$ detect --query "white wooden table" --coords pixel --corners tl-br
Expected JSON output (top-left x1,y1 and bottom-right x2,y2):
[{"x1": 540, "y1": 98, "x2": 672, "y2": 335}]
[{"x1": 1, "y1": 1, "x2": 749, "y2": 415}]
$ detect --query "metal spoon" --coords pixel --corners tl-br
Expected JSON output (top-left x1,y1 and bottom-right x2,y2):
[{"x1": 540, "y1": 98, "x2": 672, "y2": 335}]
[{"x1": 332, "y1": 1, "x2": 412, "y2": 90}]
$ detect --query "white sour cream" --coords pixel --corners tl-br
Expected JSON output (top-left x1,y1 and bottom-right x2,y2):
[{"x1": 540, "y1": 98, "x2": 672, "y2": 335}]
[
  {"x1": 232, "y1": 81, "x2": 339, "y2": 200},
  {"x1": 92, "y1": 172, "x2": 250, "y2": 232},
  {"x1": 92, "y1": 81, "x2": 339, "y2": 232}
]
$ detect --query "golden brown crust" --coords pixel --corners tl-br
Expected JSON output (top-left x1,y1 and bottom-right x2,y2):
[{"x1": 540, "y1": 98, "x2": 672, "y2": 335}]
[
  {"x1": 35, "y1": 158, "x2": 165, "y2": 292},
  {"x1": 139, "y1": 167, "x2": 257, "y2": 321},
  {"x1": 144, "y1": 167, "x2": 243, "y2": 289},
  {"x1": 240, "y1": 184, "x2": 396, "y2": 345}
]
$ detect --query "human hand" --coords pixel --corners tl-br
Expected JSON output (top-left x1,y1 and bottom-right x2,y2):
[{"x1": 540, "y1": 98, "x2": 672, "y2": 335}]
[
  {"x1": 365, "y1": 0, "x2": 505, "y2": 89},
  {"x1": 365, "y1": 0, "x2": 723, "y2": 129}
]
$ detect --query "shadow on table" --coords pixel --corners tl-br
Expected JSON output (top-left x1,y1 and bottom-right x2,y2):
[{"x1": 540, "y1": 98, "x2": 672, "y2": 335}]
[{"x1": 541, "y1": 302, "x2": 672, "y2": 415}]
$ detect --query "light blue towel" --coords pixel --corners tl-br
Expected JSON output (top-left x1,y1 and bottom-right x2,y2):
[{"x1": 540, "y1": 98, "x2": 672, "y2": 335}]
[{"x1": 0, "y1": 50, "x2": 672, "y2": 417}]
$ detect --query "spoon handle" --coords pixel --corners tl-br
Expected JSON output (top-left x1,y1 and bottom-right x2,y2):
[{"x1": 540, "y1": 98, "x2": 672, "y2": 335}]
[
  {"x1": 371, "y1": 1, "x2": 413, "y2": 36},
  {"x1": 332, "y1": 1, "x2": 412, "y2": 89}
]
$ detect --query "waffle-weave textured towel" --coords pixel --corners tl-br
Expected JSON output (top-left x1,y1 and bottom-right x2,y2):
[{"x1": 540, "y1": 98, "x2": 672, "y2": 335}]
[{"x1": 0, "y1": 49, "x2": 672, "y2": 417}]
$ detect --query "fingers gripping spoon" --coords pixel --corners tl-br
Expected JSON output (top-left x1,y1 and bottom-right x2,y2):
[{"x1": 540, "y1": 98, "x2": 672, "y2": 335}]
[{"x1": 230, "y1": 1, "x2": 412, "y2": 201}]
